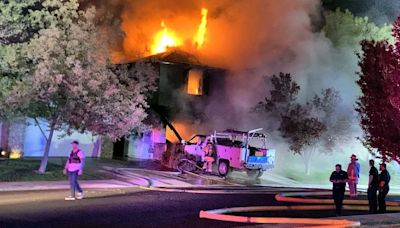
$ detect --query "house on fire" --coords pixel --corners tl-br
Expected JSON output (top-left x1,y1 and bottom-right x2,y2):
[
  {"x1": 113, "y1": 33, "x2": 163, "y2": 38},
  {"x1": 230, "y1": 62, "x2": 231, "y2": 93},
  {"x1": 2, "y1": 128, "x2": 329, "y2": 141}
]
[{"x1": 113, "y1": 49, "x2": 228, "y2": 160}]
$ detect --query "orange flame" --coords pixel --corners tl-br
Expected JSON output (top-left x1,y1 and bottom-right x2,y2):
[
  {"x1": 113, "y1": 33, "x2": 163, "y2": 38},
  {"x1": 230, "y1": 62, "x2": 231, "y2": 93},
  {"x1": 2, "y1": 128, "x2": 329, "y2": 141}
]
[
  {"x1": 187, "y1": 69, "x2": 203, "y2": 95},
  {"x1": 193, "y1": 8, "x2": 208, "y2": 49},
  {"x1": 151, "y1": 20, "x2": 182, "y2": 55},
  {"x1": 149, "y1": 8, "x2": 208, "y2": 55}
]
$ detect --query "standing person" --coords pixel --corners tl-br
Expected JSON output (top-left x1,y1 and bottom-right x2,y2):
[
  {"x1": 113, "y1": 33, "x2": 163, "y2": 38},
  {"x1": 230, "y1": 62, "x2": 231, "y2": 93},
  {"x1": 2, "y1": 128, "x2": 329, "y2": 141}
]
[
  {"x1": 347, "y1": 154, "x2": 360, "y2": 198},
  {"x1": 378, "y1": 163, "x2": 390, "y2": 213},
  {"x1": 330, "y1": 164, "x2": 348, "y2": 216},
  {"x1": 367, "y1": 159, "x2": 379, "y2": 214},
  {"x1": 202, "y1": 142, "x2": 215, "y2": 173},
  {"x1": 63, "y1": 140, "x2": 85, "y2": 201}
]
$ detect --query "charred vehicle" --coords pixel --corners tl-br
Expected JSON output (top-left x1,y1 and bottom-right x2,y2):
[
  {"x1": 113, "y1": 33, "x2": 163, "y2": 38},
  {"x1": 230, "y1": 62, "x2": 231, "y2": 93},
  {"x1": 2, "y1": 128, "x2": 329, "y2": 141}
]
[{"x1": 177, "y1": 128, "x2": 275, "y2": 178}]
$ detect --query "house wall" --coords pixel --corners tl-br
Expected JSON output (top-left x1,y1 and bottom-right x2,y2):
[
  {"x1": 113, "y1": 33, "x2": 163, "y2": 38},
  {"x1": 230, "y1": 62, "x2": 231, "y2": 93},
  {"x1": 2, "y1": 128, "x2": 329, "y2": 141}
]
[
  {"x1": 22, "y1": 119, "x2": 99, "y2": 157},
  {"x1": 127, "y1": 128, "x2": 166, "y2": 160}
]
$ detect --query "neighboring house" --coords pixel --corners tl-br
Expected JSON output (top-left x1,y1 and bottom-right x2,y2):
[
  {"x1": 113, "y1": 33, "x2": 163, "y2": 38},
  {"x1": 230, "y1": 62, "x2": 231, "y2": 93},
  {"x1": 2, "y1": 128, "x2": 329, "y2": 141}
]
[{"x1": 0, "y1": 119, "x2": 99, "y2": 158}]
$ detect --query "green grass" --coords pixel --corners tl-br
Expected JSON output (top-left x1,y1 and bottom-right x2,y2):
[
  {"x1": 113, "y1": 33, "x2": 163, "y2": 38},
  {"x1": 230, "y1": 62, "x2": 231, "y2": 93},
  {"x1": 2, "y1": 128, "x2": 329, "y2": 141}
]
[
  {"x1": 280, "y1": 167, "x2": 330, "y2": 184},
  {"x1": 0, "y1": 159, "x2": 111, "y2": 182}
]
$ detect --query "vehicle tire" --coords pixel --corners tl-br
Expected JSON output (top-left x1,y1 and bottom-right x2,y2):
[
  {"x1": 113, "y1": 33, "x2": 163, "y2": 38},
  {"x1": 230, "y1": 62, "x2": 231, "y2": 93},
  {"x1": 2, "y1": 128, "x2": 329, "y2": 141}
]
[
  {"x1": 246, "y1": 169, "x2": 263, "y2": 178},
  {"x1": 218, "y1": 160, "x2": 230, "y2": 177},
  {"x1": 177, "y1": 159, "x2": 196, "y2": 172}
]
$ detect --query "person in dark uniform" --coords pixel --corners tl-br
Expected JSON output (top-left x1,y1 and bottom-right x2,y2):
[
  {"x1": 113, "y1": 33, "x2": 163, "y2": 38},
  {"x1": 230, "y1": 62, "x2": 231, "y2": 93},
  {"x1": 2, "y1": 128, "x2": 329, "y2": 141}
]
[
  {"x1": 330, "y1": 164, "x2": 348, "y2": 216},
  {"x1": 367, "y1": 159, "x2": 379, "y2": 213},
  {"x1": 378, "y1": 163, "x2": 390, "y2": 213}
]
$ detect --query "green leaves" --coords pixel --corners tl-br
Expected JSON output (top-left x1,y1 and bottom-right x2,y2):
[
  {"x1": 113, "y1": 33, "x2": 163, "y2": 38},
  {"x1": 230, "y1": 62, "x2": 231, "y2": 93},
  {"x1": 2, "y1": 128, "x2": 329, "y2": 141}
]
[
  {"x1": 323, "y1": 9, "x2": 393, "y2": 48},
  {"x1": 0, "y1": 0, "x2": 158, "y2": 141}
]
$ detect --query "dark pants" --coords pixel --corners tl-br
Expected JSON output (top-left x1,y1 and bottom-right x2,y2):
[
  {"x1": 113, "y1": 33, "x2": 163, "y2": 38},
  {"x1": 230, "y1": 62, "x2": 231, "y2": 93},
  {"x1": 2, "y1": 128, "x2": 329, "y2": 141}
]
[
  {"x1": 378, "y1": 189, "x2": 389, "y2": 213},
  {"x1": 333, "y1": 189, "x2": 345, "y2": 215},
  {"x1": 367, "y1": 187, "x2": 378, "y2": 213},
  {"x1": 68, "y1": 170, "x2": 83, "y2": 197}
]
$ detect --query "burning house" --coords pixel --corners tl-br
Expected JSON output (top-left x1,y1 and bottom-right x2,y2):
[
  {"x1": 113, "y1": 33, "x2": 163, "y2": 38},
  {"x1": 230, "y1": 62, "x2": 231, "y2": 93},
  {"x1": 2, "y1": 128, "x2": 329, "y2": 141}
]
[
  {"x1": 111, "y1": 6, "x2": 231, "y2": 161},
  {"x1": 113, "y1": 49, "x2": 227, "y2": 160}
]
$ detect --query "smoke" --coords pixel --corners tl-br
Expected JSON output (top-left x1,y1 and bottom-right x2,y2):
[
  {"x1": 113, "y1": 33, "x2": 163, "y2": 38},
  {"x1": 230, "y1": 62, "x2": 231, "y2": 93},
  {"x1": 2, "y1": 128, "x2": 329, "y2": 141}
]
[
  {"x1": 101, "y1": 0, "x2": 320, "y2": 70},
  {"x1": 94, "y1": 0, "x2": 400, "y2": 180},
  {"x1": 100, "y1": 0, "x2": 358, "y2": 135}
]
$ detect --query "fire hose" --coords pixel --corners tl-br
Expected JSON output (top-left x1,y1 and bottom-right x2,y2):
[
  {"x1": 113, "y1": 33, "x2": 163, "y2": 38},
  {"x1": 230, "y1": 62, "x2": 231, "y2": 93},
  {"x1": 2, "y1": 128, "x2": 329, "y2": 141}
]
[{"x1": 199, "y1": 191, "x2": 400, "y2": 227}]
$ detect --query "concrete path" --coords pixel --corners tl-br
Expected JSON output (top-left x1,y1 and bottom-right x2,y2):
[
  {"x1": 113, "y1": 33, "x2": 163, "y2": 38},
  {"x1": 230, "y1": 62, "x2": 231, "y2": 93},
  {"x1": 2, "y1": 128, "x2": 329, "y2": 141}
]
[{"x1": 0, "y1": 179, "x2": 133, "y2": 192}]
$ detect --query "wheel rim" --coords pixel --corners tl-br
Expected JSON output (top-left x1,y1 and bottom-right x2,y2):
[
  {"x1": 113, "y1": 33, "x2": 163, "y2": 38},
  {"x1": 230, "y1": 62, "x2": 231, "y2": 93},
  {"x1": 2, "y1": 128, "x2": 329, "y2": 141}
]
[{"x1": 219, "y1": 162, "x2": 227, "y2": 174}]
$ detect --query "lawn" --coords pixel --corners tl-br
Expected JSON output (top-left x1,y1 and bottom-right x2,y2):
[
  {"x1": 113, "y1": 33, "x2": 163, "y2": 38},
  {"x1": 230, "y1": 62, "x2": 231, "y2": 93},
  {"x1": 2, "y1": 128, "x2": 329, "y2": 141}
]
[{"x1": 0, "y1": 159, "x2": 113, "y2": 182}]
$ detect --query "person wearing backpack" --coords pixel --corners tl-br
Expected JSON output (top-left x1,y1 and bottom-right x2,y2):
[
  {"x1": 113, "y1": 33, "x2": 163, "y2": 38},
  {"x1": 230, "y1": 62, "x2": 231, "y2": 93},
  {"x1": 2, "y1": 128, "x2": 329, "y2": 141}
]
[{"x1": 63, "y1": 140, "x2": 85, "y2": 201}]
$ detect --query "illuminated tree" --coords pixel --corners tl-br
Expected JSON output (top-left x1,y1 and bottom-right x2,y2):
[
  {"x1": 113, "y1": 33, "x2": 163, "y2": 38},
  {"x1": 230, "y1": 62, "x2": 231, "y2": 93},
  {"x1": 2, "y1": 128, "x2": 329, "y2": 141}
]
[
  {"x1": 0, "y1": 0, "x2": 157, "y2": 173},
  {"x1": 323, "y1": 8, "x2": 393, "y2": 48},
  {"x1": 0, "y1": 0, "x2": 43, "y2": 151},
  {"x1": 356, "y1": 17, "x2": 400, "y2": 163}
]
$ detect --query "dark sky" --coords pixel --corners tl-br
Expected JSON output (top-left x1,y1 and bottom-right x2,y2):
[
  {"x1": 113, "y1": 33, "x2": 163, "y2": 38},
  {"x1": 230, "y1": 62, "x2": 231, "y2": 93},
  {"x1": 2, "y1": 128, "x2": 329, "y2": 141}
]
[{"x1": 322, "y1": 0, "x2": 400, "y2": 25}]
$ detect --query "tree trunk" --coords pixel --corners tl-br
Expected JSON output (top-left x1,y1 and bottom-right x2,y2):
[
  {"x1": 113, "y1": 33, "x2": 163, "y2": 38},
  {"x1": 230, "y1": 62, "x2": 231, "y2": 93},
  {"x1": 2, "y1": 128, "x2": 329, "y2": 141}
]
[
  {"x1": 38, "y1": 123, "x2": 55, "y2": 174},
  {"x1": 91, "y1": 136, "x2": 102, "y2": 157},
  {"x1": 301, "y1": 147, "x2": 316, "y2": 175},
  {"x1": 0, "y1": 121, "x2": 10, "y2": 149},
  {"x1": 304, "y1": 159, "x2": 311, "y2": 175}
]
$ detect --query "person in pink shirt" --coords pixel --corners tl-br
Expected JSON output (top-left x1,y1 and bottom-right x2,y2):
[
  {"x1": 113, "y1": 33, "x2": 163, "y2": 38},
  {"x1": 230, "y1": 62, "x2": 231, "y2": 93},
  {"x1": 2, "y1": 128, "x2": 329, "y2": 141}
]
[{"x1": 63, "y1": 140, "x2": 85, "y2": 200}]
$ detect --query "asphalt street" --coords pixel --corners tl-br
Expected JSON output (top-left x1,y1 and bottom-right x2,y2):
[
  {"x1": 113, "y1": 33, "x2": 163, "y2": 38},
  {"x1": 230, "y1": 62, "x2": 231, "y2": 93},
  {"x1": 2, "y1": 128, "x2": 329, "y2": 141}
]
[
  {"x1": 0, "y1": 186, "x2": 388, "y2": 228},
  {"x1": 0, "y1": 188, "x2": 280, "y2": 228},
  {"x1": 0, "y1": 164, "x2": 399, "y2": 228}
]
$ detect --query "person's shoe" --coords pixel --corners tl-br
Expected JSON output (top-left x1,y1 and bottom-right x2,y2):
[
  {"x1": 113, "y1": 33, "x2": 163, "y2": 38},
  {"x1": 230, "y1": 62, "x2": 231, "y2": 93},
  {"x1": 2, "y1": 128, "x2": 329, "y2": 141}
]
[
  {"x1": 65, "y1": 196, "x2": 76, "y2": 201},
  {"x1": 76, "y1": 192, "x2": 84, "y2": 200}
]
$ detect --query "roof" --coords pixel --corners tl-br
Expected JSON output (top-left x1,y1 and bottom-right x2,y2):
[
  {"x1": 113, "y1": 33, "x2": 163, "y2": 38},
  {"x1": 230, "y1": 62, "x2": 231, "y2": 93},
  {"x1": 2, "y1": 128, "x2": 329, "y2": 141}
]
[
  {"x1": 148, "y1": 49, "x2": 202, "y2": 65},
  {"x1": 141, "y1": 49, "x2": 225, "y2": 71}
]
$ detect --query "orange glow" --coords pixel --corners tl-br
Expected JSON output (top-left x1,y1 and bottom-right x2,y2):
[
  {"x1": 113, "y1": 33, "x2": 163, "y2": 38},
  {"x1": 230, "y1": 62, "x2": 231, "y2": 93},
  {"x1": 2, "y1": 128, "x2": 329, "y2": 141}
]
[
  {"x1": 9, "y1": 148, "x2": 22, "y2": 159},
  {"x1": 149, "y1": 8, "x2": 208, "y2": 56},
  {"x1": 166, "y1": 122, "x2": 193, "y2": 143},
  {"x1": 187, "y1": 69, "x2": 203, "y2": 95},
  {"x1": 193, "y1": 8, "x2": 208, "y2": 49},
  {"x1": 150, "y1": 20, "x2": 182, "y2": 55}
]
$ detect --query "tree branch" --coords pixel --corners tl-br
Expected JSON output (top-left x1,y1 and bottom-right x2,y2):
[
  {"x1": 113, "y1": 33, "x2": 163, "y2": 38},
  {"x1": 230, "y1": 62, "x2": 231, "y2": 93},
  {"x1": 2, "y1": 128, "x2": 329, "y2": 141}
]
[{"x1": 33, "y1": 117, "x2": 48, "y2": 142}]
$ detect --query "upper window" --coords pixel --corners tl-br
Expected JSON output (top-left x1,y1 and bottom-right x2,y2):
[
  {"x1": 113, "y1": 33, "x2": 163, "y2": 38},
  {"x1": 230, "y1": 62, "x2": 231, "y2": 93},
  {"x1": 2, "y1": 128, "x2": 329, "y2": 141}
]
[{"x1": 187, "y1": 69, "x2": 203, "y2": 95}]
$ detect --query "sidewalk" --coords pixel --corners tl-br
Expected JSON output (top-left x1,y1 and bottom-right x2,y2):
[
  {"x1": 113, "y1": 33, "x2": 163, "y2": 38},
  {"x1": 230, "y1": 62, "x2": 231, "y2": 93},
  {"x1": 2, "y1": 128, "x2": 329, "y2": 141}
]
[
  {"x1": 0, "y1": 179, "x2": 134, "y2": 192},
  {"x1": 337, "y1": 212, "x2": 400, "y2": 227},
  {"x1": 0, "y1": 158, "x2": 159, "y2": 192}
]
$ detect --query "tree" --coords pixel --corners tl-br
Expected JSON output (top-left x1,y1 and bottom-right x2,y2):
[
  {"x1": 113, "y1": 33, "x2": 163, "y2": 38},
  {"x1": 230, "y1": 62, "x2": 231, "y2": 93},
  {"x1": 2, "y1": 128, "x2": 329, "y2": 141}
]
[
  {"x1": 0, "y1": 0, "x2": 42, "y2": 45},
  {"x1": 254, "y1": 72, "x2": 300, "y2": 126},
  {"x1": 312, "y1": 89, "x2": 353, "y2": 152},
  {"x1": 0, "y1": 0, "x2": 44, "y2": 153},
  {"x1": 323, "y1": 8, "x2": 393, "y2": 48},
  {"x1": 279, "y1": 103, "x2": 326, "y2": 174},
  {"x1": 256, "y1": 74, "x2": 352, "y2": 174},
  {"x1": 356, "y1": 17, "x2": 400, "y2": 163},
  {"x1": 1, "y1": 0, "x2": 158, "y2": 173}
]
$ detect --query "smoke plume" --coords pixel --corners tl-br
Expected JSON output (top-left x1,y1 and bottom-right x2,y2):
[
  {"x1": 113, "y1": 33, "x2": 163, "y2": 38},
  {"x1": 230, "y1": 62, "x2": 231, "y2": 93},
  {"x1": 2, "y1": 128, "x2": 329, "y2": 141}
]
[{"x1": 95, "y1": 0, "x2": 399, "y2": 180}]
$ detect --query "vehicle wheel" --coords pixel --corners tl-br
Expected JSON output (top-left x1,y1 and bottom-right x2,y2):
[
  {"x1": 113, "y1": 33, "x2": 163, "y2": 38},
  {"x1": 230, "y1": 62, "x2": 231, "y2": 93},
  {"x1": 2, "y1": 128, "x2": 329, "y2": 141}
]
[
  {"x1": 177, "y1": 159, "x2": 196, "y2": 172},
  {"x1": 246, "y1": 169, "x2": 263, "y2": 178},
  {"x1": 218, "y1": 160, "x2": 230, "y2": 176}
]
